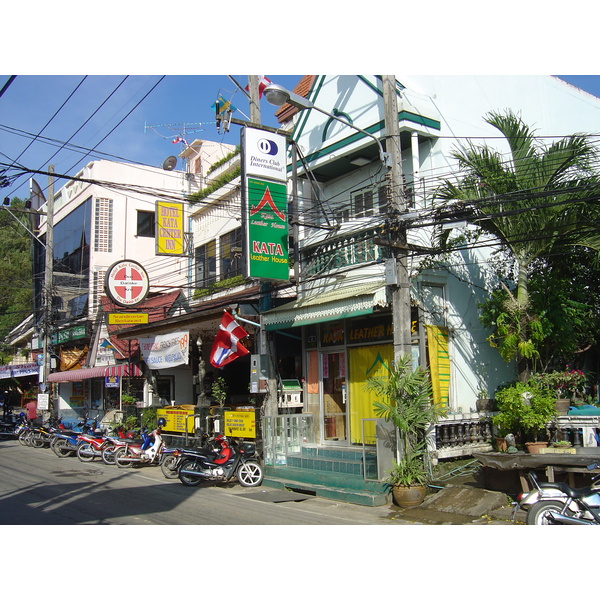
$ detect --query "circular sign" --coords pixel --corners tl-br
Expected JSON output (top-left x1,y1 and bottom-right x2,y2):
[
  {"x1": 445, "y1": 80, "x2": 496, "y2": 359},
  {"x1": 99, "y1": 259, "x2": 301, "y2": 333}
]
[{"x1": 104, "y1": 260, "x2": 150, "y2": 307}]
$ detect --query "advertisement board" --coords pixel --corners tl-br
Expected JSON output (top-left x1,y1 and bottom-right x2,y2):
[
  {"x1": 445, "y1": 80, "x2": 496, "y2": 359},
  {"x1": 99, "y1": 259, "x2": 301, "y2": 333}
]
[
  {"x1": 245, "y1": 177, "x2": 289, "y2": 280},
  {"x1": 156, "y1": 201, "x2": 185, "y2": 256}
]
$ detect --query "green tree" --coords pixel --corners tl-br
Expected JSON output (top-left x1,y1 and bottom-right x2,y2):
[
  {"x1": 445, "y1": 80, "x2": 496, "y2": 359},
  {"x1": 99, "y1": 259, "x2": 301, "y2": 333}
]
[
  {"x1": 0, "y1": 198, "x2": 33, "y2": 342},
  {"x1": 437, "y1": 109, "x2": 600, "y2": 380}
]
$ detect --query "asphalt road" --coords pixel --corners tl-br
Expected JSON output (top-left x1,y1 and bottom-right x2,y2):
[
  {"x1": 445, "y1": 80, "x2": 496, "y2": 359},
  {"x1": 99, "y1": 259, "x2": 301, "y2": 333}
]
[{"x1": 0, "y1": 437, "x2": 410, "y2": 526}]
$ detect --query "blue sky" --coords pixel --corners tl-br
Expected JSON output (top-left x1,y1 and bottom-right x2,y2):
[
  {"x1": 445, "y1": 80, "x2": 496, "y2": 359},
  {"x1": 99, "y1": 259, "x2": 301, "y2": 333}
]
[
  {"x1": 0, "y1": 75, "x2": 303, "y2": 201},
  {"x1": 0, "y1": 74, "x2": 598, "y2": 203}
]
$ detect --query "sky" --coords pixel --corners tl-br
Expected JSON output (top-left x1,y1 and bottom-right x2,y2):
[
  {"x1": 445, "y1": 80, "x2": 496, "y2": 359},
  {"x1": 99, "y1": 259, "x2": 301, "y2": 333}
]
[
  {"x1": 0, "y1": 74, "x2": 303, "y2": 202},
  {"x1": 0, "y1": 74, "x2": 598, "y2": 204}
]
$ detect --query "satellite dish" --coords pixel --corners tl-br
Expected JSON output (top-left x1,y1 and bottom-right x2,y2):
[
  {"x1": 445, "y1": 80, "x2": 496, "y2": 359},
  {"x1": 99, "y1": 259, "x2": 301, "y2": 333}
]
[{"x1": 162, "y1": 156, "x2": 178, "y2": 171}]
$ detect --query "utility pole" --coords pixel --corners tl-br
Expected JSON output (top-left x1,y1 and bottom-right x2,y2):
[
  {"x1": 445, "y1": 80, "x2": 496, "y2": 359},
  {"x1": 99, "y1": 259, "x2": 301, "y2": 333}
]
[
  {"x1": 246, "y1": 76, "x2": 278, "y2": 418},
  {"x1": 248, "y1": 75, "x2": 261, "y2": 125},
  {"x1": 383, "y1": 75, "x2": 412, "y2": 366},
  {"x1": 41, "y1": 166, "x2": 55, "y2": 410}
]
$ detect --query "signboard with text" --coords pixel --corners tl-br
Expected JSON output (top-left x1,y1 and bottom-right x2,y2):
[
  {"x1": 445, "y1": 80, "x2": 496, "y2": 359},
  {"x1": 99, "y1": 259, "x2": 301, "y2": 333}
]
[
  {"x1": 245, "y1": 177, "x2": 289, "y2": 280},
  {"x1": 241, "y1": 127, "x2": 289, "y2": 282},
  {"x1": 156, "y1": 201, "x2": 185, "y2": 256}
]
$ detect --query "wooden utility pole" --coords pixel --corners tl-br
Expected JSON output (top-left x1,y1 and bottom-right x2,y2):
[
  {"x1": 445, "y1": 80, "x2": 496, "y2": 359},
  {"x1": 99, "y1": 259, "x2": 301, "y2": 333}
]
[
  {"x1": 42, "y1": 166, "x2": 55, "y2": 408},
  {"x1": 382, "y1": 75, "x2": 412, "y2": 365},
  {"x1": 248, "y1": 75, "x2": 261, "y2": 125}
]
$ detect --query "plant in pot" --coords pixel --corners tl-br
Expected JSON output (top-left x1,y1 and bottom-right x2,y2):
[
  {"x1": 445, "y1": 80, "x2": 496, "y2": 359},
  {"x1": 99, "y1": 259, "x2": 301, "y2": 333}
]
[
  {"x1": 367, "y1": 354, "x2": 446, "y2": 508},
  {"x1": 492, "y1": 381, "x2": 557, "y2": 453}
]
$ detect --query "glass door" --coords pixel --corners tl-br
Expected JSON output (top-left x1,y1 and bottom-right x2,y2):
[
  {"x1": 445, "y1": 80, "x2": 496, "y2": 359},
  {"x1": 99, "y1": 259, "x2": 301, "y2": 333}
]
[{"x1": 321, "y1": 351, "x2": 347, "y2": 443}]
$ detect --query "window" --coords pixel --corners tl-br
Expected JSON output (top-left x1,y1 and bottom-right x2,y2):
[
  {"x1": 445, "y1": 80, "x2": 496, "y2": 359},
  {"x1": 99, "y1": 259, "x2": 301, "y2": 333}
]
[
  {"x1": 137, "y1": 210, "x2": 155, "y2": 237},
  {"x1": 195, "y1": 240, "x2": 217, "y2": 288},
  {"x1": 335, "y1": 184, "x2": 389, "y2": 223},
  {"x1": 219, "y1": 228, "x2": 243, "y2": 280}
]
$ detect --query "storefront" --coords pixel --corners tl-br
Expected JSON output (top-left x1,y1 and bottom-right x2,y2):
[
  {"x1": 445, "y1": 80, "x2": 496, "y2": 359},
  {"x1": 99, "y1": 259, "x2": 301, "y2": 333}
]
[{"x1": 264, "y1": 283, "x2": 451, "y2": 447}]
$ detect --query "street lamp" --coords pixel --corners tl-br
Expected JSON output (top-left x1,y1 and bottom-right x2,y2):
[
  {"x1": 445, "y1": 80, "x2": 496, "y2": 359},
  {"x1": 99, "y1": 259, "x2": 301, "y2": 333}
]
[{"x1": 263, "y1": 83, "x2": 391, "y2": 168}]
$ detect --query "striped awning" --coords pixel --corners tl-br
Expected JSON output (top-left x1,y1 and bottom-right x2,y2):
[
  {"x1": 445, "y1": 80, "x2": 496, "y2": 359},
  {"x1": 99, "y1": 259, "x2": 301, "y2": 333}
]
[
  {"x1": 263, "y1": 282, "x2": 389, "y2": 331},
  {"x1": 47, "y1": 363, "x2": 143, "y2": 382}
]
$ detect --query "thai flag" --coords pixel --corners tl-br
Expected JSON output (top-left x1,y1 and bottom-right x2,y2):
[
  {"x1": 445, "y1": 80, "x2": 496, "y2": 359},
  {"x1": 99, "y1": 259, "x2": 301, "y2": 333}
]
[{"x1": 210, "y1": 312, "x2": 250, "y2": 368}]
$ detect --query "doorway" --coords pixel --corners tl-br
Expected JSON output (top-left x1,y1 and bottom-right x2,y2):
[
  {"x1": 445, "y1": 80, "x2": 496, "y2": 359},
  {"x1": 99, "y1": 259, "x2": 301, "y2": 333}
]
[{"x1": 321, "y1": 351, "x2": 347, "y2": 443}]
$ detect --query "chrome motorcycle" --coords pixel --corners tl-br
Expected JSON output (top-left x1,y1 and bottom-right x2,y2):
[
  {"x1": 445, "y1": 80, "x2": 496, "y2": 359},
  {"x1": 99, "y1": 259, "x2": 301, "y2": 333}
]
[{"x1": 515, "y1": 464, "x2": 600, "y2": 524}]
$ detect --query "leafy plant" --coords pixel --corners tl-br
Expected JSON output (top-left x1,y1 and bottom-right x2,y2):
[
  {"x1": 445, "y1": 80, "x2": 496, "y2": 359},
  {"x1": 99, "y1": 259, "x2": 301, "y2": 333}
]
[
  {"x1": 211, "y1": 376, "x2": 228, "y2": 408},
  {"x1": 121, "y1": 393, "x2": 137, "y2": 406},
  {"x1": 492, "y1": 381, "x2": 557, "y2": 442},
  {"x1": 366, "y1": 354, "x2": 446, "y2": 486}
]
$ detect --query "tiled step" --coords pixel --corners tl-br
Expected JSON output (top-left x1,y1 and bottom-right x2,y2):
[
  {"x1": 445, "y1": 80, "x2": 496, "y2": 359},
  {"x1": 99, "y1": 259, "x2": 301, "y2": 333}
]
[{"x1": 263, "y1": 445, "x2": 389, "y2": 506}]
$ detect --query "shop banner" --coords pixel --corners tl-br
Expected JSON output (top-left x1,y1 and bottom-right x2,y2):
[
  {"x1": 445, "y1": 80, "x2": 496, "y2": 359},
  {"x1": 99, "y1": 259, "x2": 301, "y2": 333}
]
[{"x1": 139, "y1": 331, "x2": 189, "y2": 369}]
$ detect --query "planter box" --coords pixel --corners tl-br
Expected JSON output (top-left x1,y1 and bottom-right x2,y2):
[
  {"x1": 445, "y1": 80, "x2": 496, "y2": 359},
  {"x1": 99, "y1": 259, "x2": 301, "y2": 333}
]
[{"x1": 538, "y1": 447, "x2": 576, "y2": 455}]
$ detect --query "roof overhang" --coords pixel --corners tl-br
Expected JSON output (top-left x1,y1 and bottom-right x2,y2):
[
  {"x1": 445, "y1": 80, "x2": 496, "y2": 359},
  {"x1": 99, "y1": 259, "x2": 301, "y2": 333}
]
[{"x1": 263, "y1": 282, "x2": 389, "y2": 331}]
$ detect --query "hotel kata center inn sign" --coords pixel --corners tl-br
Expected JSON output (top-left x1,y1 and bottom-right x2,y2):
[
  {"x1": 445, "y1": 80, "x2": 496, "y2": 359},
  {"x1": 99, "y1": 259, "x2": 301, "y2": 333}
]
[{"x1": 241, "y1": 127, "x2": 289, "y2": 281}]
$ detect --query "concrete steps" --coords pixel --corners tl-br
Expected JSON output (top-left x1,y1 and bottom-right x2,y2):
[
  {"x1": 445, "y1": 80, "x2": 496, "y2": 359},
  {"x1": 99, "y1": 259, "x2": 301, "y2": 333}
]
[{"x1": 263, "y1": 445, "x2": 390, "y2": 507}]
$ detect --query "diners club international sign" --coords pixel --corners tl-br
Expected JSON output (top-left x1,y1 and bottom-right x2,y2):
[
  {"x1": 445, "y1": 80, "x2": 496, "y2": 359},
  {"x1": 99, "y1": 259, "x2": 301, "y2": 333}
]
[{"x1": 104, "y1": 260, "x2": 150, "y2": 307}]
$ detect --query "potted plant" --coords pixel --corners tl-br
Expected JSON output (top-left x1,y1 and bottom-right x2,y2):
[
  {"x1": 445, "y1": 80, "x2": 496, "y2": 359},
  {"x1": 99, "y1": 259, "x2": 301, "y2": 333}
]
[
  {"x1": 367, "y1": 354, "x2": 446, "y2": 508},
  {"x1": 492, "y1": 381, "x2": 557, "y2": 452}
]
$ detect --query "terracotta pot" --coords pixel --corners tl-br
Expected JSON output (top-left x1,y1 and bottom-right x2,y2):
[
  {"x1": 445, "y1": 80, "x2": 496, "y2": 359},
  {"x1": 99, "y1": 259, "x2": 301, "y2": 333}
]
[
  {"x1": 525, "y1": 441, "x2": 548, "y2": 454},
  {"x1": 495, "y1": 437, "x2": 508, "y2": 452},
  {"x1": 391, "y1": 484, "x2": 427, "y2": 508}
]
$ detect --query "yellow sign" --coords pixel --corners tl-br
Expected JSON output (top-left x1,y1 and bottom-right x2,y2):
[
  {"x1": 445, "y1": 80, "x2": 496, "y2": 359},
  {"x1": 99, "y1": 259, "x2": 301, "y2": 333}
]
[
  {"x1": 156, "y1": 201, "x2": 184, "y2": 255},
  {"x1": 223, "y1": 410, "x2": 256, "y2": 438},
  {"x1": 157, "y1": 405, "x2": 196, "y2": 433},
  {"x1": 108, "y1": 313, "x2": 149, "y2": 325}
]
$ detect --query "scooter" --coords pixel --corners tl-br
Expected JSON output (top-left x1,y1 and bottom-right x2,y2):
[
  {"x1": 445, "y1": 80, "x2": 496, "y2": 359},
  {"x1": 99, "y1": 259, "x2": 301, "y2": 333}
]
[
  {"x1": 515, "y1": 463, "x2": 600, "y2": 524},
  {"x1": 113, "y1": 420, "x2": 166, "y2": 468},
  {"x1": 177, "y1": 434, "x2": 264, "y2": 488}
]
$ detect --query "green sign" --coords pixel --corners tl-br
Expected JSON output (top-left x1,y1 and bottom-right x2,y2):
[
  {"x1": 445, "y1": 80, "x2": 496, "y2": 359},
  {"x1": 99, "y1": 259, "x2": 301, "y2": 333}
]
[{"x1": 246, "y1": 177, "x2": 289, "y2": 280}]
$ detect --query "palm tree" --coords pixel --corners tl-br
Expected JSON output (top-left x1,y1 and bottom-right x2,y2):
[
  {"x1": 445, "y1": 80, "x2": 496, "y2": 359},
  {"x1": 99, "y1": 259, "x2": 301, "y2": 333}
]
[{"x1": 437, "y1": 109, "x2": 600, "y2": 380}]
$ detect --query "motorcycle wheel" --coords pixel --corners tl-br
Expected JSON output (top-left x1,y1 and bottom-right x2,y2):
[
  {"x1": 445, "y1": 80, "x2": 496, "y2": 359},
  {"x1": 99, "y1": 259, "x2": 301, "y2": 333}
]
[
  {"x1": 19, "y1": 430, "x2": 32, "y2": 446},
  {"x1": 114, "y1": 447, "x2": 133, "y2": 468},
  {"x1": 30, "y1": 432, "x2": 45, "y2": 448},
  {"x1": 160, "y1": 456, "x2": 180, "y2": 479},
  {"x1": 101, "y1": 445, "x2": 117, "y2": 465},
  {"x1": 178, "y1": 458, "x2": 203, "y2": 486},
  {"x1": 53, "y1": 439, "x2": 74, "y2": 458},
  {"x1": 77, "y1": 442, "x2": 95, "y2": 462},
  {"x1": 526, "y1": 500, "x2": 574, "y2": 525},
  {"x1": 237, "y1": 460, "x2": 264, "y2": 487}
]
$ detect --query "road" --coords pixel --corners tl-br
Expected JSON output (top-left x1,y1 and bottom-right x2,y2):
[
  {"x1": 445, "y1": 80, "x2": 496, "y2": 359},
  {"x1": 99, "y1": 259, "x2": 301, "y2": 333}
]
[{"x1": 0, "y1": 437, "x2": 409, "y2": 526}]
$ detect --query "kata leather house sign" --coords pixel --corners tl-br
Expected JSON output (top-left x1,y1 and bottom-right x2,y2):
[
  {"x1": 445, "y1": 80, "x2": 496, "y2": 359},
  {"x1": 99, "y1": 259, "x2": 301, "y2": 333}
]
[{"x1": 104, "y1": 260, "x2": 150, "y2": 307}]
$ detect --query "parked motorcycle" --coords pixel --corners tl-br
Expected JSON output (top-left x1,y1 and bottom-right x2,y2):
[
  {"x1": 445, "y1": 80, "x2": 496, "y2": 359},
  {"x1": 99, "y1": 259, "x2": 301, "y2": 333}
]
[
  {"x1": 51, "y1": 419, "x2": 98, "y2": 457},
  {"x1": 160, "y1": 432, "x2": 210, "y2": 479},
  {"x1": 177, "y1": 434, "x2": 264, "y2": 488},
  {"x1": 0, "y1": 413, "x2": 23, "y2": 438},
  {"x1": 113, "y1": 420, "x2": 166, "y2": 468},
  {"x1": 515, "y1": 464, "x2": 600, "y2": 524}
]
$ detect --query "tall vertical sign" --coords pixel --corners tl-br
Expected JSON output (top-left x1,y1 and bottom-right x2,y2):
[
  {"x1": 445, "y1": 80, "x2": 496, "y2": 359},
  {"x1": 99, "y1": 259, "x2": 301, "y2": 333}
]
[
  {"x1": 241, "y1": 128, "x2": 289, "y2": 281},
  {"x1": 156, "y1": 201, "x2": 185, "y2": 256}
]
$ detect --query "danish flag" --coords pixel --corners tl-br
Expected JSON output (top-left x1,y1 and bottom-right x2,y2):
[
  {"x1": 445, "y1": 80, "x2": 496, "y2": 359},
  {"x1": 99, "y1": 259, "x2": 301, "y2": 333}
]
[
  {"x1": 245, "y1": 75, "x2": 272, "y2": 99},
  {"x1": 210, "y1": 312, "x2": 250, "y2": 368}
]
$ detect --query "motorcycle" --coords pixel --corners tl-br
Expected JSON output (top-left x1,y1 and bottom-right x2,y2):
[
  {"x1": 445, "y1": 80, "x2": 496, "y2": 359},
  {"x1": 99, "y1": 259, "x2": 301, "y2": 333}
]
[
  {"x1": 160, "y1": 432, "x2": 210, "y2": 479},
  {"x1": 177, "y1": 434, "x2": 264, "y2": 488},
  {"x1": 0, "y1": 413, "x2": 23, "y2": 438},
  {"x1": 113, "y1": 420, "x2": 166, "y2": 468},
  {"x1": 51, "y1": 419, "x2": 98, "y2": 457},
  {"x1": 515, "y1": 463, "x2": 600, "y2": 524}
]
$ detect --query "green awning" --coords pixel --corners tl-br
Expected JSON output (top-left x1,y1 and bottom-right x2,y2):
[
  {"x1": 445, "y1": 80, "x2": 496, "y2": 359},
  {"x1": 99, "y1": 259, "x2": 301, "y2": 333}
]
[{"x1": 263, "y1": 282, "x2": 389, "y2": 331}]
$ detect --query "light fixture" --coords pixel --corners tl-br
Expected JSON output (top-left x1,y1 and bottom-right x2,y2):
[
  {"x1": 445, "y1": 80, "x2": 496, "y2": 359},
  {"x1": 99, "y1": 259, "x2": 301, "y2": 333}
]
[
  {"x1": 350, "y1": 157, "x2": 371, "y2": 167},
  {"x1": 3, "y1": 197, "x2": 9, "y2": 206},
  {"x1": 264, "y1": 83, "x2": 391, "y2": 168}
]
